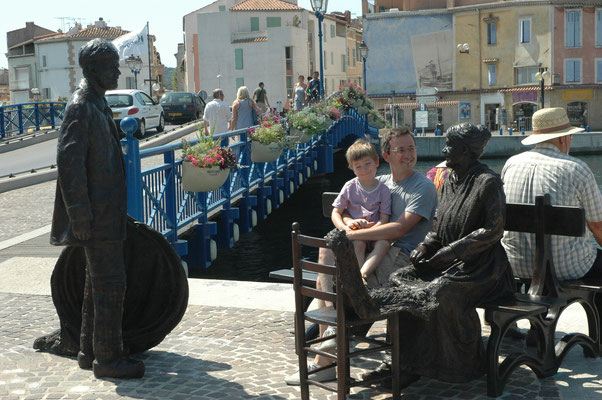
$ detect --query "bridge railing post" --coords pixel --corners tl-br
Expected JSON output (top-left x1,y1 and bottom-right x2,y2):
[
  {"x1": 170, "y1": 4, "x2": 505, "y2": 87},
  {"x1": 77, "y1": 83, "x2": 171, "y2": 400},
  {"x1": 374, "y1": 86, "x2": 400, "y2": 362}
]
[
  {"x1": 122, "y1": 125, "x2": 144, "y2": 222},
  {"x1": 0, "y1": 107, "x2": 4, "y2": 139},
  {"x1": 34, "y1": 103, "x2": 40, "y2": 132},
  {"x1": 49, "y1": 103, "x2": 56, "y2": 128},
  {"x1": 17, "y1": 105, "x2": 24, "y2": 134}
]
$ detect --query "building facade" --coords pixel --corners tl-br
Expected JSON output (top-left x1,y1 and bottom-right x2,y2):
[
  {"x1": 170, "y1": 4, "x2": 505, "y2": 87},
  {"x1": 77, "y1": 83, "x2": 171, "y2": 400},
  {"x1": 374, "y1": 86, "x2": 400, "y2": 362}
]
[
  {"x1": 6, "y1": 22, "x2": 56, "y2": 104},
  {"x1": 364, "y1": 1, "x2": 602, "y2": 132},
  {"x1": 182, "y1": 0, "x2": 357, "y2": 109},
  {"x1": 6, "y1": 19, "x2": 164, "y2": 104}
]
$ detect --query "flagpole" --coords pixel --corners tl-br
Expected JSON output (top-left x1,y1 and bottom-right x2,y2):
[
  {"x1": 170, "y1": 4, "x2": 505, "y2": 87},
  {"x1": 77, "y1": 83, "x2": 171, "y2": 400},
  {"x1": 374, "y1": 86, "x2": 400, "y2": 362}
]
[{"x1": 147, "y1": 21, "x2": 153, "y2": 98}]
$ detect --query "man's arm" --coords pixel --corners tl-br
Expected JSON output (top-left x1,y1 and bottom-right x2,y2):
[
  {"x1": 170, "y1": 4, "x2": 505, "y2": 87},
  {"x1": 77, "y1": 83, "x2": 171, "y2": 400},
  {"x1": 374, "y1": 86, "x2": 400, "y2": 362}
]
[
  {"x1": 264, "y1": 93, "x2": 270, "y2": 108},
  {"x1": 346, "y1": 211, "x2": 422, "y2": 241},
  {"x1": 587, "y1": 221, "x2": 602, "y2": 248}
]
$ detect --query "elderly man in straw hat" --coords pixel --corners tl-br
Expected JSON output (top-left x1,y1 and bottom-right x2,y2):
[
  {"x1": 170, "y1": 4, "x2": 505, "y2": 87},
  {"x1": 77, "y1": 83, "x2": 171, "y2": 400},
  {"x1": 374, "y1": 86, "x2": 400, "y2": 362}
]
[{"x1": 501, "y1": 107, "x2": 602, "y2": 304}]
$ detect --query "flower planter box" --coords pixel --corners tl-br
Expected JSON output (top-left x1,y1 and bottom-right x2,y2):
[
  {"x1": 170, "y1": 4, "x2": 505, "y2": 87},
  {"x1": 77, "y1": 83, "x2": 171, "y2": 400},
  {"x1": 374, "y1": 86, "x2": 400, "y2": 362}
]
[
  {"x1": 289, "y1": 128, "x2": 313, "y2": 144},
  {"x1": 181, "y1": 161, "x2": 229, "y2": 192},
  {"x1": 251, "y1": 142, "x2": 283, "y2": 163}
]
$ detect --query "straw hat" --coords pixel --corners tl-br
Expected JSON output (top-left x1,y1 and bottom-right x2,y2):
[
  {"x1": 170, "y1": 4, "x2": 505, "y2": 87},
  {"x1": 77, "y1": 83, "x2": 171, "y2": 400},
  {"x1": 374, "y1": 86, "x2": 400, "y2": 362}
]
[{"x1": 521, "y1": 107, "x2": 584, "y2": 145}]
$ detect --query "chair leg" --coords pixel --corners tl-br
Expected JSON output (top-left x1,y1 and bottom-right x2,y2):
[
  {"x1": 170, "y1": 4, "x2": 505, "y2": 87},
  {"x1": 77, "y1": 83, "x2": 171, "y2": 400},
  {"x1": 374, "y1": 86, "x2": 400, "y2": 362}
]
[
  {"x1": 390, "y1": 314, "x2": 401, "y2": 400},
  {"x1": 337, "y1": 325, "x2": 350, "y2": 399},
  {"x1": 296, "y1": 312, "x2": 310, "y2": 400}
]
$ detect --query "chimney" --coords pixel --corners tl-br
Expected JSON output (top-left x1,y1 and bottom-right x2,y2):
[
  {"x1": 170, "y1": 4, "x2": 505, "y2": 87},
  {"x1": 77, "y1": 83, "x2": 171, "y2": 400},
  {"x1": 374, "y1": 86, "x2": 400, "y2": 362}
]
[
  {"x1": 344, "y1": 11, "x2": 351, "y2": 23},
  {"x1": 94, "y1": 17, "x2": 107, "y2": 29},
  {"x1": 447, "y1": 0, "x2": 455, "y2": 8}
]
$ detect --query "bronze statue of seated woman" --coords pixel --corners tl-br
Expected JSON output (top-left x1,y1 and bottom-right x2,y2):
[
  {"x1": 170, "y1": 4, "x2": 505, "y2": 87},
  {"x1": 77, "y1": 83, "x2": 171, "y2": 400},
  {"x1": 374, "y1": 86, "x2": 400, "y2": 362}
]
[{"x1": 327, "y1": 122, "x2": 515, "y2": 388}]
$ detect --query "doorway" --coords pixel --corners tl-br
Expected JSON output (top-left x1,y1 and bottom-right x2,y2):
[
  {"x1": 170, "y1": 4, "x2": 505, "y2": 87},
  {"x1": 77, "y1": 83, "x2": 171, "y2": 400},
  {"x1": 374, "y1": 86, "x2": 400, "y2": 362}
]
[{"x1": 484, "y1": 104, "x2": 500, "y2": 131}]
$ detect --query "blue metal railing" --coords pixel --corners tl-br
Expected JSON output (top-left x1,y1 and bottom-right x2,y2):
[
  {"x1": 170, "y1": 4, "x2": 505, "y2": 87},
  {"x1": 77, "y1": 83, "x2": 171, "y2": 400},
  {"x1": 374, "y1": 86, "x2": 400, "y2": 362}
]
[
  {"x1": 0, "y1": 102, "x2": 67, "y2": 139},
  {"x1": 122, "y1": 109, "x2": 372, "y2": 270}
]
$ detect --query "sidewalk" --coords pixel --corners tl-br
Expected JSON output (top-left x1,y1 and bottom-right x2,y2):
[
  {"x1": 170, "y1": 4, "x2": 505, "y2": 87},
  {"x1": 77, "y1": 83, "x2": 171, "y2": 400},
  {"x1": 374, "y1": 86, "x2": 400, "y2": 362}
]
[{"x1": 1, "y1": 231, "x2": 601, "y2": 399}]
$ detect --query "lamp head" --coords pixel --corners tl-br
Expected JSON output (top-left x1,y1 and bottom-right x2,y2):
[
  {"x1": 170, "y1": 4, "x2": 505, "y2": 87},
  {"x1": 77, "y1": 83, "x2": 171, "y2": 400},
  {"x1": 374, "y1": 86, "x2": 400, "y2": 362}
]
[
  {"x1": 359, "y1": 41, "x2": 369, "y2": 59},
  {"x1": 310, "y1": 0, "x2": 328, "y2": 14}
]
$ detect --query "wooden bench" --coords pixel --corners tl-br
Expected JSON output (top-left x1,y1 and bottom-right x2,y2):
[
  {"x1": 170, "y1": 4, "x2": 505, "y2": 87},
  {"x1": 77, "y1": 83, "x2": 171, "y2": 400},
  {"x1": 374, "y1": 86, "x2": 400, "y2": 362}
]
[{"x1": 272, "y1": 192, "x2": 601, "y2": 397}]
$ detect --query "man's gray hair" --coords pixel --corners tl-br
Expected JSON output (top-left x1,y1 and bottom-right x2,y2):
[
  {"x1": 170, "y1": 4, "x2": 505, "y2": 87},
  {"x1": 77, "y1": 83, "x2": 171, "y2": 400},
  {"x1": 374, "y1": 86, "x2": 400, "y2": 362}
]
[{"x1": 212, "y1": 89, "x2": 224, "y2": 99}]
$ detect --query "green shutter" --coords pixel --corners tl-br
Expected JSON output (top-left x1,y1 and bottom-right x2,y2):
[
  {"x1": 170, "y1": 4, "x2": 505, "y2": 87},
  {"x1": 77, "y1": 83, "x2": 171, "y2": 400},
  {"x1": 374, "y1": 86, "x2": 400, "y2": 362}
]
[
  {"x1": 219, "y1": 5, "x2": 225, "y2": 11},
  {"x1": 250, "y1": 17, "x2": 259, "y2": 32},
  {"x1": 330, "y1": 25, "x2": 335, "y2": 38},
  {"x1": 235, "y1": 48, "x2": 243, "y2": 70},
  {"x1": 236, "y1": 77, "x2": 244, "y2": 89},
  {"x1": 267, "y1": 17, "x2": 281, "y2": 28}
]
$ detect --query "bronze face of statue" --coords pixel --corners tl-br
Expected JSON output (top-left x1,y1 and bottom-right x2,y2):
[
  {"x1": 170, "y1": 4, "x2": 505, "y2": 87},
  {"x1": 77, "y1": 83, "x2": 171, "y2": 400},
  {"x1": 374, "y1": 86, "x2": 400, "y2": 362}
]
[{"x1": 331, "y1": 122, "x2": 514, "y2": 387}]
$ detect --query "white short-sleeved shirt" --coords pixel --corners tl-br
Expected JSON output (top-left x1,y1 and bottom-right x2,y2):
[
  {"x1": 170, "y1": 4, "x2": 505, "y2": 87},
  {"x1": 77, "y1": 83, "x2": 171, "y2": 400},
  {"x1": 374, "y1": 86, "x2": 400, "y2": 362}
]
[
  {"x1": 203, "y1": 98, "x2": 231, "y2": 134},
  {"x1": 501, "y1": 143, "x2": 602, "y2": 279}
]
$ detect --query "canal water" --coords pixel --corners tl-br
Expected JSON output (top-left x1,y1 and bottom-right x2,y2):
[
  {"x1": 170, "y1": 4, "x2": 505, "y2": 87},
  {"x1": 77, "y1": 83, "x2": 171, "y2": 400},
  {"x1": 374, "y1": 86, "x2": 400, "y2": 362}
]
[{"x1": 190, "y1": 150, "x2": 602, "y2": 282}]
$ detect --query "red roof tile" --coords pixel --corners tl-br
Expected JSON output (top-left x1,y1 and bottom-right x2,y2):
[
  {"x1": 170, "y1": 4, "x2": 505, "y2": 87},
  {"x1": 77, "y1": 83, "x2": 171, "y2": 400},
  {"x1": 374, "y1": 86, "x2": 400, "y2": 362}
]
[
  {"x1": 230, "y1": 0, "x2": 302, "y2": 11},
  {"x1": 36, "y1": 26, "x2": 130, "y2": 42}
]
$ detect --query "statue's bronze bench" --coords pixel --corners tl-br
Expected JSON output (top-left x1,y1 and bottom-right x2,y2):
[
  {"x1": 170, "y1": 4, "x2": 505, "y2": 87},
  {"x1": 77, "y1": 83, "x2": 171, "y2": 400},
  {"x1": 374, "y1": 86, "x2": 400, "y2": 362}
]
[{"x1": 271, "y1": 193, "x2": 601, "y2": 397}]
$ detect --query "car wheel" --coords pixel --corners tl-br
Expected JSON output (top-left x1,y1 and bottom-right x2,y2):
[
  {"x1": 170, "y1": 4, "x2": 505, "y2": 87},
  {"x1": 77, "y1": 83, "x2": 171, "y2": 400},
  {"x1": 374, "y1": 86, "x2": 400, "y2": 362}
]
[
  {"x1": 135, "y1": 119, "x2": 146, "y2": 138},
  {"x1": 157, "y1": 114, "x2": 165, "y2": 132}
]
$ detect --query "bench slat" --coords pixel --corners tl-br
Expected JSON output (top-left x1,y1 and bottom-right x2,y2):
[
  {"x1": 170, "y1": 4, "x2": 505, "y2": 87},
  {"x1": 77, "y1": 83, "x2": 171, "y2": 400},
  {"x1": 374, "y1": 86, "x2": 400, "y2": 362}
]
[{"x1": 505, "y1": 203, "x2": 585, "y2": 236}]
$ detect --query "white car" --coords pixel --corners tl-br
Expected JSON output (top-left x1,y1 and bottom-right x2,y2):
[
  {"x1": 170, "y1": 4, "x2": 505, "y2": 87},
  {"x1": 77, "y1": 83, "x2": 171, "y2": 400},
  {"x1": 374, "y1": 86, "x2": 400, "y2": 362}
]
[{"x1": 105, "y1": 89, "x2": 165, "y2": 138}]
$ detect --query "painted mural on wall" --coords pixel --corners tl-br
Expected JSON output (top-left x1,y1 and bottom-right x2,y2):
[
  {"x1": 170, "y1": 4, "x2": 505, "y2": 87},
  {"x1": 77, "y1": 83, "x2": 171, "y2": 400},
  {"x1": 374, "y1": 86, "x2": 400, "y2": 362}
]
[
  {"x1": 411, "y1": 31, "x2": 453, "y2": 90},
  {"x1": 364, "y1": 14, "x2": 453, "y2": 94}
]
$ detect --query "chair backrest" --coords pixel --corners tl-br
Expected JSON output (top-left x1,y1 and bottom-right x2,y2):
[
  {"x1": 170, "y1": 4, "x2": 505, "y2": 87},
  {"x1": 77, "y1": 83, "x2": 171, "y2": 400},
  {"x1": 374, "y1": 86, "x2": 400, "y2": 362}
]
[
  {"x1": 505, "y1": 194, "x2": 585, "y2": 296},
  {"x1": 291, "y1": 221, "x2": 337, "y2": 310},
  {"x1": 322, "y1": 192, "x2": 338, "y2": 218}
]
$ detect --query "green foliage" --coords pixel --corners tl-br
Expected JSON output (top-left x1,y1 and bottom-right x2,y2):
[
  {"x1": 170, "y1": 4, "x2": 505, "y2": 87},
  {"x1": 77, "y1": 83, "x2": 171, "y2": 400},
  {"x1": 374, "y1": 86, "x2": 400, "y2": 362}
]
[{"x1": 248, "y1": 113, "x2": 287, "y2": 145}]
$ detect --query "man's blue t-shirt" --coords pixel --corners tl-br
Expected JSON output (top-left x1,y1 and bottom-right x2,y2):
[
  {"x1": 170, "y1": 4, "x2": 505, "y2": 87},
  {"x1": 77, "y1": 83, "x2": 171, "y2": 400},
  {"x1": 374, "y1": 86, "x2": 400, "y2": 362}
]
[{"x1": 377, "y1": 172, "x2": 438, "y2": 255}]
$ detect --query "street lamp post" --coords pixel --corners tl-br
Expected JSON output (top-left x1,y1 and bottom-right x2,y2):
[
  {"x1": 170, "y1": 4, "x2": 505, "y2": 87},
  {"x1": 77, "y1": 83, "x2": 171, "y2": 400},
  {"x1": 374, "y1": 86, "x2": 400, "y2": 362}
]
[
  {"x1": 535, "y1": 67, "x2": 551, "y2": 109},
  {"x1": 360, "y1": 41, "x2": 369, "y2": 134},
  {"x1": 125, "y1": 55, "x2": 143, "y2": 89},
  {"x1": 310, "y1": 0, "x2": 328, "y2": 99}
]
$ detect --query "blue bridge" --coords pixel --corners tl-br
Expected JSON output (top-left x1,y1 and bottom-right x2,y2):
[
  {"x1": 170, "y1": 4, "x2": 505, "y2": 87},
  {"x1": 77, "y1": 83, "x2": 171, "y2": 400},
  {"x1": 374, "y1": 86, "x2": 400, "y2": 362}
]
[
  {"x1": 122, "y1": 109, "x2": 377, "y2": 271},
  {"x1": 0, "y1": 102, "x2": 66, "y2": 138}
]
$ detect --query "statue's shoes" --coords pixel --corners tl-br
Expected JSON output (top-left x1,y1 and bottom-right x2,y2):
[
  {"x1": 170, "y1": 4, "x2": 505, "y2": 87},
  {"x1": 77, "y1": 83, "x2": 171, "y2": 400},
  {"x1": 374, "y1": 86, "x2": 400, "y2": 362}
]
[
  {"x1": 93, "y1": 357, "x2": 145, "y2": 379},
  {"x1": 77, "y1": 351, "x2": 94, "y2": 369}
]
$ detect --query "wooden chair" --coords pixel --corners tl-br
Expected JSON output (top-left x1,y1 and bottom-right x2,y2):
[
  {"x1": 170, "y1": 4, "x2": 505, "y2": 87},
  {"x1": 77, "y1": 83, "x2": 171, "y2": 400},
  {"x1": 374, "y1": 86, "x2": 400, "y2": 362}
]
[{"x1": 291, "y1": 221, "x2": 401, "y2": 400}]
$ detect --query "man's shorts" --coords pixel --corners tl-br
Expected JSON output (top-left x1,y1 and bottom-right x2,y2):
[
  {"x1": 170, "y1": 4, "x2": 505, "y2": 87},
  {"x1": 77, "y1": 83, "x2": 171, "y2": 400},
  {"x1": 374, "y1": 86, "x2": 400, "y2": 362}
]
[{"x1": 365, "y1": 246, "x2": 410, "y2": 289}]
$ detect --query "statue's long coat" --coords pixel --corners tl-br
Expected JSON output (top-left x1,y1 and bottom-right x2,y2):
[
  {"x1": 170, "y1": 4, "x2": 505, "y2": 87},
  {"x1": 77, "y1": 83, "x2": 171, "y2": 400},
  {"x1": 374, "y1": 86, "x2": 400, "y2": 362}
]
[{"x1": 51, "y1": 79, "x2": 127, "y2": 245}]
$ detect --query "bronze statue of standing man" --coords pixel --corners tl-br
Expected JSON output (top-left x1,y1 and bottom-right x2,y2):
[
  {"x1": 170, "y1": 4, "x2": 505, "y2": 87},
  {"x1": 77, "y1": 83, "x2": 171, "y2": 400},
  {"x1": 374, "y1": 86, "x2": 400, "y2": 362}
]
[{"x1": 50, "y1": 38, "x2": 144, "y2": 379}]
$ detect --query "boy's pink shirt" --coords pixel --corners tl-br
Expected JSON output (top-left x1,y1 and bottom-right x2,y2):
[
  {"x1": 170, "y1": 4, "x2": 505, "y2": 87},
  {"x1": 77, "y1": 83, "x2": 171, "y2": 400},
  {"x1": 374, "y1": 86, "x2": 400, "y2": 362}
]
[{"x1": 332, "y1": 177, "x2": 392, "y2": 223}]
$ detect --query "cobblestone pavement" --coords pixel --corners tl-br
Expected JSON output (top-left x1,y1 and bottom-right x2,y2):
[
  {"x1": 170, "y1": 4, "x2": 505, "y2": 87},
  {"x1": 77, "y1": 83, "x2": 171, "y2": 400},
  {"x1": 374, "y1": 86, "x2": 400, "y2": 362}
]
[{"x1": 1, "y1": 291, "x2": 601, "y2": 400}]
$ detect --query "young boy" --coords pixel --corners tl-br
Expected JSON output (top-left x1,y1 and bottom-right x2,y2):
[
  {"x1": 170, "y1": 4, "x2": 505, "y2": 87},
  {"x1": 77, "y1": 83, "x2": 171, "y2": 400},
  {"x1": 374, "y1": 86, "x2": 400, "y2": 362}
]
[{"x1": 332, "y1": 139, "x2": 391, "y2": 283}]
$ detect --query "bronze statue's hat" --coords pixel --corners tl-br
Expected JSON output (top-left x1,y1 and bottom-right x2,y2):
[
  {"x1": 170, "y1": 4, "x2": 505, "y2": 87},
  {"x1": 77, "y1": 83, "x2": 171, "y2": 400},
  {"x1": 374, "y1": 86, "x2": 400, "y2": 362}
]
[{"x1": 521, "y1": 107, "x2": 584, "y2": 145}]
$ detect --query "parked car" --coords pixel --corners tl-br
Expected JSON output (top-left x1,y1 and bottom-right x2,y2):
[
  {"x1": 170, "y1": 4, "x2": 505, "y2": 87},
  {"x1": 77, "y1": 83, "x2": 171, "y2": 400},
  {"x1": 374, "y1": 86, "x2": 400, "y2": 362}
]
[
  {"x1": 160, "y1": 92, "x2": 205, "y2": 124},
  {"x1": 105, "y1": 89, "x2": 165, "y2": 138}
]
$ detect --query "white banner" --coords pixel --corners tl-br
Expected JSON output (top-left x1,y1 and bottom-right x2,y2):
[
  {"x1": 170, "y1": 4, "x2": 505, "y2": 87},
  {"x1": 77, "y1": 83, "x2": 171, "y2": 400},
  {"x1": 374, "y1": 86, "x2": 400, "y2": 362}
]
[{"x1": 112, "y1": 25, "x2": 148, "y2": 61}]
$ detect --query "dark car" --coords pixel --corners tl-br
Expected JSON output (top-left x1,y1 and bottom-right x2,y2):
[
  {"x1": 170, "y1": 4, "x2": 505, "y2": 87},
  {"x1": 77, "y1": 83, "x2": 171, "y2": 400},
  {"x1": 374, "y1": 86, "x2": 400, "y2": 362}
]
[{"x1": 160, "y1": 92, "x2": 205, "y2": 124}]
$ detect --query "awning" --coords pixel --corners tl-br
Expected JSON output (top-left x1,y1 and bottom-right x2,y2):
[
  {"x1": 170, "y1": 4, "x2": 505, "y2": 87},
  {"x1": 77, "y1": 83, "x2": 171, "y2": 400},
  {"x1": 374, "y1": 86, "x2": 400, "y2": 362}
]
[{"x1": 388, "y1": 101, "x2": 460, "y2": 109}]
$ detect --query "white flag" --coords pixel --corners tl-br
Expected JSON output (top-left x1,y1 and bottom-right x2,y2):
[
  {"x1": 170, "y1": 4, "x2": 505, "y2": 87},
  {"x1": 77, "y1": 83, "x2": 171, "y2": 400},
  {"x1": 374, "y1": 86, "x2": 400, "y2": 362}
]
[{"x1": 112, "y1": 25, "x2": 149, "y2": 61}]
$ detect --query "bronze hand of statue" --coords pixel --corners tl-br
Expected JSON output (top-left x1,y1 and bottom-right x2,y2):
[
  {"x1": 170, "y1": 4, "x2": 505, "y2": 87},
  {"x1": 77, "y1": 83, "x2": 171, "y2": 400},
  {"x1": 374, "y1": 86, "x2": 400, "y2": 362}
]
[
  {"x1": 424, "y1": 246, "x2": 456, "y2": 271},
  {"x1": 410, "y1": 243, "x2": 430, "y2": 266},
  {"x1": 72, "y1": 220, "x2": 92, "y2": 241}
]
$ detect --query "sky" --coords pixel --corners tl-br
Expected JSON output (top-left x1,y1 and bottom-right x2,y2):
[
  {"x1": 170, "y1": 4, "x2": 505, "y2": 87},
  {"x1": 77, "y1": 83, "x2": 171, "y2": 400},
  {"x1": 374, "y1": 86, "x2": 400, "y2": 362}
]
[{"x1": 1, "y1": 0, "x2": 362, "y2": 69}]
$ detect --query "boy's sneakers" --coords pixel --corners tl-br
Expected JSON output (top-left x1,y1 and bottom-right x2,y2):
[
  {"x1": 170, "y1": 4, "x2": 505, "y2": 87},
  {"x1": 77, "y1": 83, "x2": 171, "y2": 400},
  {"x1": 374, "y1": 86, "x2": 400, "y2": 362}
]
[
  {"x1": 284, "y1": 362, "x2": 336, "y2": 385},
  {"x1": 318, "y1": 326, "x2": 337, "y2": 350}
]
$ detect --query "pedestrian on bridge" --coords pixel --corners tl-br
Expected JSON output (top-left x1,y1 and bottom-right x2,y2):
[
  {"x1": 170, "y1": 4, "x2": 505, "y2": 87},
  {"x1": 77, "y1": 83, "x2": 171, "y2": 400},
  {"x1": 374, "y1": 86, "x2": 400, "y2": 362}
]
[{"x1": 50, "y1": 38, "x2": 144, "y2": 380}]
